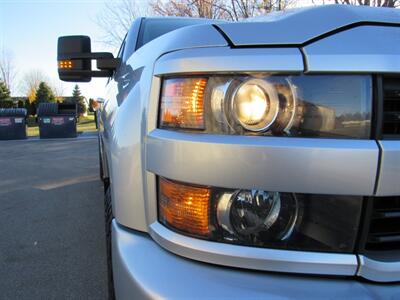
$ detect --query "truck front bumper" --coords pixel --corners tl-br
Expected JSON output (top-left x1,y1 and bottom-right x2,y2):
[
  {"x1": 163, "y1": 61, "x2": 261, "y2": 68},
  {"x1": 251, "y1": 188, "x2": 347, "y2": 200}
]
[{"x1": 112, "y1": 220, "x2": 400, "y2": 300}]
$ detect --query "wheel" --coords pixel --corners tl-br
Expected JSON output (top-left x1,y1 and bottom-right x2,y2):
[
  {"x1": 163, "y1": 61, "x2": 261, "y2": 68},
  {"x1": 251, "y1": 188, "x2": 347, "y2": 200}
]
[{"x1": 104, "y1": 187, "x2": 115, "y2": 300}]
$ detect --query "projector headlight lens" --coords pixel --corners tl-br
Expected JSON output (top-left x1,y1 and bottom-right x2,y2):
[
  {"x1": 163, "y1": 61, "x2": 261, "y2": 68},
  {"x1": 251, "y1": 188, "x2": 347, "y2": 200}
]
[
  {"x1": 231, "y1": 79, "x2": 279, "y2": 132},
  {"x1": 217, "y1": 190, "x2": 298, "y2": 242}
]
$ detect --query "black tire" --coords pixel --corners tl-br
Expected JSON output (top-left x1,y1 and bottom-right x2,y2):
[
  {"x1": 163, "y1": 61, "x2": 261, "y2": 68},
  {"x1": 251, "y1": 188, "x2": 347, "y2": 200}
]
[
  {"x1": 99, "y1": 151, "x2": 104, "y2": 181},
  {"x1": 104, "y1": 188, "x2": 115, "y2": 300},
  {"x1": 99, "y1": 140, "x2": 104, "y2": 181}
]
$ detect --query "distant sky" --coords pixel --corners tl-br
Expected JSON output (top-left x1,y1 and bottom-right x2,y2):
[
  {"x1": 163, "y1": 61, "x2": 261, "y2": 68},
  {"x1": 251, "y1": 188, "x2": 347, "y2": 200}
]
[
  {"x1": 0, "y1": 0, "x2": 115, "y2": 99},
  {"x1": 0, "y1": 0, "x2": 323, "y2": 99}
]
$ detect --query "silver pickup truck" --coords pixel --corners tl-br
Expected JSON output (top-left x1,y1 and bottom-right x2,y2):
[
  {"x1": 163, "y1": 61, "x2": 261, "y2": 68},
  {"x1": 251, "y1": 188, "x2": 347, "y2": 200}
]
[{"x1": 57, "y1": 5, "x2": 400, "y2": 299}]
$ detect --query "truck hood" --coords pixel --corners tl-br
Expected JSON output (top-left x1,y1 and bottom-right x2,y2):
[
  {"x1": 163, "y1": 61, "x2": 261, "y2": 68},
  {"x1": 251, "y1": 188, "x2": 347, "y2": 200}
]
[{"x1": 215, "y1": 5, "x2": 400, "y2": 46}]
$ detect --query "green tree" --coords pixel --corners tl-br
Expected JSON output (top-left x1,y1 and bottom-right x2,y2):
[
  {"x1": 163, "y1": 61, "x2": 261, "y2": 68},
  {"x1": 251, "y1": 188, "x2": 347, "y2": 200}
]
[
  {"x1": 72, "y1": 84, "x2": 87, "y2": 116},
  {"x1": 35, "y1": 81, "x2": 56, "y2": 104},
  {"x1": 0, "y1": 80, "x2": 10, "y2": 101},
  {"x1": 0, "y1": 100, "x2": 13, "y2": 108}
]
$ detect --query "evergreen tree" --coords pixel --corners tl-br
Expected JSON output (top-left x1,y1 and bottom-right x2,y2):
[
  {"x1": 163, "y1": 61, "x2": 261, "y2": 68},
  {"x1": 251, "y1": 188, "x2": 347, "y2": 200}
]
[
  {"x1": 35, "y1": 82, "x2": 56, "y2": 104},
  {"x1": 72, "y1": 84, "x2": 87, "y2": 116},
  {"x1": 0, "y1": 80, "x2": 11, "y2": 101}
]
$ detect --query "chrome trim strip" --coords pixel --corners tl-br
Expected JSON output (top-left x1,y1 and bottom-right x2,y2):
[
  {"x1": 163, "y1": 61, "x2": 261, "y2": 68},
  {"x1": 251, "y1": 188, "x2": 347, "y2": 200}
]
[
  {"x1": 154, "y1": 47, "x2": 304, "y2": 75},
  {"x1": 358, "y1": 255, "x2": 400, "y2": 282},
  {"x1": 149, "y1": 222, "x2": 358, "y2": 276},
  {"x1": 375, "y1": 141, "x2": 400, "y2": 196},
  {"x1": 146, "y1": 129, "x2": 379, "y2": 195}
]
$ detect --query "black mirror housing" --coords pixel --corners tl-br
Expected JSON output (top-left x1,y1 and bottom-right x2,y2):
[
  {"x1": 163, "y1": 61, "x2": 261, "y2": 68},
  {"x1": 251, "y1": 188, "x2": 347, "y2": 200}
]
[
  {"x1": 57, "y1": 35, "x2": 120, "y2": 82},
  {"x1": 58, "y1": 36, "x2": 92, "y2": 82}
]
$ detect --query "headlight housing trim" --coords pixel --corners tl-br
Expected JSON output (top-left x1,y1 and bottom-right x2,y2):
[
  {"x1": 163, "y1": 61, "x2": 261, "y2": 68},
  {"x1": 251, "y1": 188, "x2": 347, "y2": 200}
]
[{"x1": 149, "y1": 221, "x2": 359, "y2": 276}]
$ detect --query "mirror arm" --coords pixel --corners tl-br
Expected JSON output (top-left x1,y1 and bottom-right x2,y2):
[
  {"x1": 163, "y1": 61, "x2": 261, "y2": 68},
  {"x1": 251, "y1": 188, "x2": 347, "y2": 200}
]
[
  {"x1": 97, "y1": 57, "x2": 121, "y2": 70},
  {"x1": 57, "y1": 52, "x2": 120, "y2": 71},
  {"x1": 60, "y1": 69, "x2": 113, "y2": 77}
]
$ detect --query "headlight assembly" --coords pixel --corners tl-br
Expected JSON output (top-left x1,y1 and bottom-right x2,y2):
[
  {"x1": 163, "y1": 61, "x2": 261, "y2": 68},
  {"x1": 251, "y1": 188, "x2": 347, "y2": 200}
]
[
  {"x1": 159, "y1": 75, "x2": 372, "y2": 138},
  {"x1": 158, "y1": 177, "x2": 363, "y2": 253}
]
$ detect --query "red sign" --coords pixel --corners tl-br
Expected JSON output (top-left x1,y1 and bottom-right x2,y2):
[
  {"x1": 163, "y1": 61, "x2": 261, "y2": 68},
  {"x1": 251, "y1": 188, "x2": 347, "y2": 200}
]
[
  {"x1": 52, "y1": 117, "x2": 65, "y2": 125},
  {"x1": 0, "y1": 117, "x2": 11, "y2": 126}
]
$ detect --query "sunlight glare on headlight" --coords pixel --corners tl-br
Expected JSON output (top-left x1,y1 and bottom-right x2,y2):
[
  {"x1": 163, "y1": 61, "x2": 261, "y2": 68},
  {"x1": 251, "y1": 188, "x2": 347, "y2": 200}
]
[
  {"x1": 235, "y1": 84, "x2": 269, "y2": 125},
  {"x1": 232, "y1": 79, "x2": 279, "y2": 132}
]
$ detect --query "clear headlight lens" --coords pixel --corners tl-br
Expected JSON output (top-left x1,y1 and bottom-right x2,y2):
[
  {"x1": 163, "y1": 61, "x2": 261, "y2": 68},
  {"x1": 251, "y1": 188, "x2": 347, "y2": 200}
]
[
  {"x1": 231, "y1": 79, "x2": 279, "y2": 132},
  {"x1": 158, "y1": 177, "x2": 363, "y2": 253},
  {"x1": 160, "y1": 75, "x2": 372, "y2": 138},
  {"x1": 217, "y1": 190, "x2": 298, "y2": 241}
]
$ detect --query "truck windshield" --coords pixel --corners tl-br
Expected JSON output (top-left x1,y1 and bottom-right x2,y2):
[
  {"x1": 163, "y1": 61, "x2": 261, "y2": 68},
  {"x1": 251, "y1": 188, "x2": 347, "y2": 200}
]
[{"x1": 137, "y1": 18, "x2": 211, "y2": 49}]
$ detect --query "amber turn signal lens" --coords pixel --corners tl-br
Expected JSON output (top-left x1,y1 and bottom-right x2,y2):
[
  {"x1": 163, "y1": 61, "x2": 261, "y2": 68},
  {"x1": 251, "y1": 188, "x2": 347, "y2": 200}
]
[
  {"x1": 160, "y1": 78, "x2": 207, "y2": 129},
  {"x1": 58, "y1": 60, "x2": 73, "y2": 69},
  {"x1": 159, "y1": 177, "x2": 211, "y2": 236}
]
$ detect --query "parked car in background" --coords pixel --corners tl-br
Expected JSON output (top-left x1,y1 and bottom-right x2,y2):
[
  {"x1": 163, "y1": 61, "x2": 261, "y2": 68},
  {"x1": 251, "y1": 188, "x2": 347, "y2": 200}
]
[{"x1": 58, "y1": 5, "x2": 400, "y2": 299}]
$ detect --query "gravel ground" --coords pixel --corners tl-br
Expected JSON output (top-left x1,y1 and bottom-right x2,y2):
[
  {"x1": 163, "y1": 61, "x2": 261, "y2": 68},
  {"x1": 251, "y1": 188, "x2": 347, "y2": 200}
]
[{"x1": 0, "y1": 137, "x2": 108, "y2": 299}]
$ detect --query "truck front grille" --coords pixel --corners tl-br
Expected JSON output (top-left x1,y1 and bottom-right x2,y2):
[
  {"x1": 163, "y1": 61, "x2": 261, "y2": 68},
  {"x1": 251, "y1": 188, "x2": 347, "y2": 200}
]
[
  {"x1": 382, "y1": 77, "x2": 400, "y2": 137},
  {"x1": 365, "y1": 196, "x2": 400, "y2": 251}
]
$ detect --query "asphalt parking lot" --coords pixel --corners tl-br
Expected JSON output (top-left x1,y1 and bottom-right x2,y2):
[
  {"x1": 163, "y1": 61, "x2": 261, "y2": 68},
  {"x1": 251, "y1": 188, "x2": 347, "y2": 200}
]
[{"x1": 0, "y1": 136, "x2": 108, "y2": 299}]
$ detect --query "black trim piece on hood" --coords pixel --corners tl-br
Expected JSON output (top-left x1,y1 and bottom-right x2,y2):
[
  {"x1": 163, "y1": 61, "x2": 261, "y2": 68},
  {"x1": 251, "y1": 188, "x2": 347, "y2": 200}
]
[
  {"x1": 302, "y1": 21, "x2": 400, "y2": 47},
  {"x1": 212, "y1": 24, "x2": 234, "y2": 47},
  {"x1": 215, "y1": 22, "x2": 400, "y2": 49}
]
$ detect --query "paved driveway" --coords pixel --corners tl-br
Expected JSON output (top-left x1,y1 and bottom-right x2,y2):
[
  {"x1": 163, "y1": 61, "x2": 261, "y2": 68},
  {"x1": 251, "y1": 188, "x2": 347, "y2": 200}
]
[{"x1": 0, "y1": 137, "x2": 107, "y2": 299}]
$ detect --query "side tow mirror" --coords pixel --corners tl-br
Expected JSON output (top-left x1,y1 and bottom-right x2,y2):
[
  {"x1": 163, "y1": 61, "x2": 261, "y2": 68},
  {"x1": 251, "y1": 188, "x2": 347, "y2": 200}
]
[{"x1": 57, "y1": 35, "x2": 120, "y2": 82}]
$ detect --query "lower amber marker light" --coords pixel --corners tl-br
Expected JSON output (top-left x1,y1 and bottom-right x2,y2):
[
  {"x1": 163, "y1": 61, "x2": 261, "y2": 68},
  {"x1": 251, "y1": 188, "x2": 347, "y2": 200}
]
[{"x1": 158, "y1": 177, "x2": 211, "y2": 236}]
